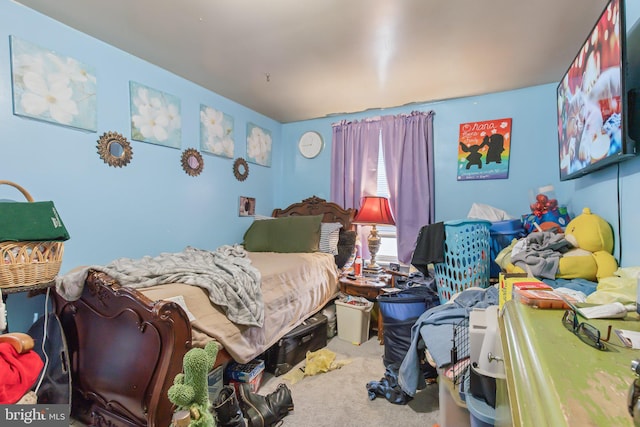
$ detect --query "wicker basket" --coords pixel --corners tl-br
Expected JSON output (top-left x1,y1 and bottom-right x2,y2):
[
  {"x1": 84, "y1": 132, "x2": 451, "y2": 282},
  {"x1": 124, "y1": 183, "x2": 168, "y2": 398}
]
[{"x1": 0, "y1": 180, "x2": 64, "y2": 288}]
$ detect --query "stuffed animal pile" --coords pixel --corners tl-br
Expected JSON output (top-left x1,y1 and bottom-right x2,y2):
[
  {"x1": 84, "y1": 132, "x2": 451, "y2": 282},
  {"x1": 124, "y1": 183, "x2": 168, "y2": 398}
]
[{"x1": 500, "y1": 207, "x2": 618, "y2": 282}]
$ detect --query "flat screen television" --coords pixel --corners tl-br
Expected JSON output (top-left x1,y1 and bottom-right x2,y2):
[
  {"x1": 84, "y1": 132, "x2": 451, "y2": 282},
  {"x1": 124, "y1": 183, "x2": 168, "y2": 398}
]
[{"x1": 557, "y1": 0, "x2": 637, "y2": 181}]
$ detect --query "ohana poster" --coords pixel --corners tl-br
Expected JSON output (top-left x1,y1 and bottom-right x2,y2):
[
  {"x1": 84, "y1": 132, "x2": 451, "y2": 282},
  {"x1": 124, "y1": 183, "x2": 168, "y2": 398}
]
[{"x1": 457, "y1": 118, "x2": 512, "y2": 181}]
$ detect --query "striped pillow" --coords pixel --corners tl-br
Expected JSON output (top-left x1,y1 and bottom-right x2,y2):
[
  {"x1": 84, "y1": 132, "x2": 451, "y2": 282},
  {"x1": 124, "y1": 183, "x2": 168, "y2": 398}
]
[{"x1": 319, "y1": 222, "x2": 343, "y2": 255}]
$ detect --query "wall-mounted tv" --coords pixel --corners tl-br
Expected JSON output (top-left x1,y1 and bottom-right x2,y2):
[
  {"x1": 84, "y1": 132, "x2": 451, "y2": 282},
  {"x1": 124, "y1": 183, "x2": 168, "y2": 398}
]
[{"x1": 557, "y1": 0, "x2": 637, "y2": 181}]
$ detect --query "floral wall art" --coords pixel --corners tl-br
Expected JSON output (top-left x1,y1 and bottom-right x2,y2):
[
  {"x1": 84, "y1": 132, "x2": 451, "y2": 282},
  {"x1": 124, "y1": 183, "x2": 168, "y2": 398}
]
[
  {"x1": 200, "y1": 104, "x2": 234, "y2": 158},
  {"x1": 129, "y1": 81, "x2": 182, "y2": 148},
  {"x1": 10, "y1": 36, "x2": 97, "y2": 131},
  {"x1": 246, "y1": 122, "x2": 272, "y2": 167}
]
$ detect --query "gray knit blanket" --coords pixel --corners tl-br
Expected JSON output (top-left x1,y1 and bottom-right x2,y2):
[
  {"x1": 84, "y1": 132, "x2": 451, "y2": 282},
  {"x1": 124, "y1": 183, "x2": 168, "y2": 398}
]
[
  {"x1": 55, "y1": 245, "x2": 264, "y2": 327},
  {"x1": 510, "y1": 232, "x2": 572, "y2": 279}
]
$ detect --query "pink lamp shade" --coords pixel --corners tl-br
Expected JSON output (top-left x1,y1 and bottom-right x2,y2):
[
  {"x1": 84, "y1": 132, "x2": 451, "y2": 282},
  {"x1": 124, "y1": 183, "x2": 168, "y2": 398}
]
[{"x1": 353, "y1": 196, "x2": 395, "y2": 226}]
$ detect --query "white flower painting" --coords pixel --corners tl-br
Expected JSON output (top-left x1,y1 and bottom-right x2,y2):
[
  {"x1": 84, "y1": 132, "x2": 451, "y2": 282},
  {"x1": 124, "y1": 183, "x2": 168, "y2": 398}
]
[
  {"x1": 200, "y1": 105, "x2": 234, "y2": 158},
  {"x1": 130, "y1": 81, "x2": 182, "y2": 149},
  {"x1": 10, "y1": 36, "x2": 97, "y2": 131},
  {"x1": 246, "y1": 123, "x2": 272, "y2": 167}
]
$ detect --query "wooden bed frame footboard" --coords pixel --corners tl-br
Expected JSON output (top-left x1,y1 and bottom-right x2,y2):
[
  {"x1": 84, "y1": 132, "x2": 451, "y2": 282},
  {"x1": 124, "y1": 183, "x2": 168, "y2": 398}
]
[{"x1": 53, "y1": 270, "x2": 193, "y2": 427}]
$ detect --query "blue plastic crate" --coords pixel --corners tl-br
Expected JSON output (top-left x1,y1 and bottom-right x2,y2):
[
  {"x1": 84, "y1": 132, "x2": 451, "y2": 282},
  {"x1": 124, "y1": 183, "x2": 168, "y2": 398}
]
[
  {"x1": 489, "y1": 220, "x2": 525, "y2": 278},
  {"x1": 434, "y1": 220, "x2": 491, "y2": 304}
]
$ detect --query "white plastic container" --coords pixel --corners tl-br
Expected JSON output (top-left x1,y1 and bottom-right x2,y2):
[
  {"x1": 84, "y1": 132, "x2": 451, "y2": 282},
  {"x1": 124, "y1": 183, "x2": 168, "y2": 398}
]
[
  {"x1": 335, "y1": 299, "x2": 373, "y2": 345},
  {"x1": 469, "y1": 306, "x2": 504, "y2": 378},
  {"x1": 438, "y1": 368, "x2": 471, "y2": 427},
  {"x1": 469, "y1": 308, "x2": 488, "y2": 365},
  {"x1": 322, "y1": 304, "x2": 337, "y2": 338}
]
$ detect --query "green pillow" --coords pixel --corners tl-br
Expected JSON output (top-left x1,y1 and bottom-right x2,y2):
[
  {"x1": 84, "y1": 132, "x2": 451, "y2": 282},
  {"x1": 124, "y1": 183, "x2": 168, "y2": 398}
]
[{"x1": 243, "y1": 214, "x2": 323, "y2": 253}]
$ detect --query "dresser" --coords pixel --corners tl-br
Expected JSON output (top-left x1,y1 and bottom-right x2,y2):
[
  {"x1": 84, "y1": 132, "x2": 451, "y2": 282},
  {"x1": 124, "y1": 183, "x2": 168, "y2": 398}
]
[{"x1": 496, "y1": 300, "x2": 639, "y2": 427}]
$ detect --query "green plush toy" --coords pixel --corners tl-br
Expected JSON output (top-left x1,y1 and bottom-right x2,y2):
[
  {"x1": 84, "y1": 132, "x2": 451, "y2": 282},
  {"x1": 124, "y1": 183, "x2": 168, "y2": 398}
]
[{"x1": 168, "y1": 341, "x2": 219, "y2": 427}]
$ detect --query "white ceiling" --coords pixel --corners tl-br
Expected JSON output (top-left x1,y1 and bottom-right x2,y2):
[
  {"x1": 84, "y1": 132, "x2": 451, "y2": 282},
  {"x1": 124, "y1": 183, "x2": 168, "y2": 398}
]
[{"x1": 14, "y1": 0, "x2": 609, "y2": 123}]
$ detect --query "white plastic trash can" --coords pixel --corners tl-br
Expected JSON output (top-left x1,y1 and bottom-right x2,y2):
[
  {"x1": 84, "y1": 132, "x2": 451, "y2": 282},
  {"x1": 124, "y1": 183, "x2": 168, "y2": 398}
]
[{"x1": 335, "y1": 297, "x2": 373, "y2": 345}]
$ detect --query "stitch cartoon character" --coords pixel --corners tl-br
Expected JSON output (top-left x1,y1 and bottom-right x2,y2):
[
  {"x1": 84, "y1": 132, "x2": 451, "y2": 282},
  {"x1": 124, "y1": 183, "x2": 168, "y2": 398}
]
[
  {"x1": 485, "y1": 133, "x2": 504, "y2": 164},
  {"x1": 460, "y1": 141, "x2": 484, "y2": 169}
]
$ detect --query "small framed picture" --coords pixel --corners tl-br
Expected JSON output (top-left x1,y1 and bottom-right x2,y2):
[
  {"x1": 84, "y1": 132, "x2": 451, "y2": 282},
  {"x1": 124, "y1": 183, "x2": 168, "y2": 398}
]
[{"x1": 239, "y1": 196, "x2": 256, "y2": 217}]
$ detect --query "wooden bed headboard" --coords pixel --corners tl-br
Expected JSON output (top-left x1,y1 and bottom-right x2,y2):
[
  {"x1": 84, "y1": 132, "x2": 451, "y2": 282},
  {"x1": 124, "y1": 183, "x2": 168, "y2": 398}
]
[{"x1": 272, "y1": 195, "x2": 356, "y2": 230}]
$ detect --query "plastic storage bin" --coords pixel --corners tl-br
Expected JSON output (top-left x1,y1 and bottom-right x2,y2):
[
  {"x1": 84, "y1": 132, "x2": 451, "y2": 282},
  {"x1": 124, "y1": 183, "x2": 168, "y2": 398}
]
[
  {"x1": 438, "y1": 367, "x2": 471, "y2": 427},
  {"x1": 467, "y1": 393, "x2": 496, "y2": 427},
  {"x1": 335, "y1": 297, "x2": 373, "y2": 345},
  {"x1": 434, "y1": 220, "x2": 491, "y2": 304},
  {"x1": 489, "y1": 219, "x2": 525, "y2": 278}
]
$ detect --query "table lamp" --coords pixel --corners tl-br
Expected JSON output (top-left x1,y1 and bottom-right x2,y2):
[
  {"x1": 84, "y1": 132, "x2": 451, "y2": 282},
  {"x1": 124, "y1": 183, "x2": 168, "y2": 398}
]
[{"x1": 353, "y1": 196, "x2": 396, "y2": 269}]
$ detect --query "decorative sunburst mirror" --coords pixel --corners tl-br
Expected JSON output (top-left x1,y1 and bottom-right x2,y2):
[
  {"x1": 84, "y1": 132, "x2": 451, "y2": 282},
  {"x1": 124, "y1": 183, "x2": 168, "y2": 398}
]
[
  {"x1": 181, "y1": 148, "x2": 204, "y2": 176},
  {"x1": 233, "y1": 157, "x2": 249, "y2": 181},
  {"x1": 97, "y1": 131, "x2": 133, "y2": 167}
]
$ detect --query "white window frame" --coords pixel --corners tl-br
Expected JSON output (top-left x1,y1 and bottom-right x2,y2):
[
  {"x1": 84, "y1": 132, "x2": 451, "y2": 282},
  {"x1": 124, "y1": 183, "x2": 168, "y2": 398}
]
[{"x1": 375, "y1": 139, "x2": 399, "y2": 265}]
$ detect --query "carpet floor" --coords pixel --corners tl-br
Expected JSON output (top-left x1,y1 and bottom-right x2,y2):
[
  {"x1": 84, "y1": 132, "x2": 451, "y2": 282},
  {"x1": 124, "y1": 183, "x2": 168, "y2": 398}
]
[{"x1": 258, "y1": 333, "x2": 441, "y2": 427}]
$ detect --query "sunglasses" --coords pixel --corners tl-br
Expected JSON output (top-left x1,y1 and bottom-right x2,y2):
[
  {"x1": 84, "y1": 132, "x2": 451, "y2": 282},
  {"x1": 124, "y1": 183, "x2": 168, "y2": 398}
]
[{"x1": 562, "y1": 309, "x2": 611, "y2": 351}]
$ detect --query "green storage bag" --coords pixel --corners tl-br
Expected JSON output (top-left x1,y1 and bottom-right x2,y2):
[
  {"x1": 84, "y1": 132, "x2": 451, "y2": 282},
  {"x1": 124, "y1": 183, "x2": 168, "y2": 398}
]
[{"x1": 0, "y1": 181, "x2": 70, "y2": 242}]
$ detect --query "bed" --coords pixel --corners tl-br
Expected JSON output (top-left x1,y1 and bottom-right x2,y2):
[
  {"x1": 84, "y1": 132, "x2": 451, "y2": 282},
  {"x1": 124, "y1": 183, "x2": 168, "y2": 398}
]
[{"x1": 52, "y1": 196, "x2": 356, "y2": 427}]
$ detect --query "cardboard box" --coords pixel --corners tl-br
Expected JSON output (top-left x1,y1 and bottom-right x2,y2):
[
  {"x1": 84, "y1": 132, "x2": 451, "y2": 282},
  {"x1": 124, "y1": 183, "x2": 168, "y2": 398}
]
[
  {"x1": 207, "y1": 365, "x2": 224, "y2": 401},
  {"x1": 225, "y1": 359, "x2": 265, "y2": 394},
  {"x1": 498, "y1": 273, "x2": 526, "y2": 309},
  {"x1": 228, "y1": 371, "x2": 264, "y2": 394}
]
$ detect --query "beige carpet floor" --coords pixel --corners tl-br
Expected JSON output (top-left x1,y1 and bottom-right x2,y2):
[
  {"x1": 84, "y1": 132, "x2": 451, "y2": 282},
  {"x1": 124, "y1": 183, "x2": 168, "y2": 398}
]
[{"x1": 258, "y1": 333, "x2": 441, "y2": 427}]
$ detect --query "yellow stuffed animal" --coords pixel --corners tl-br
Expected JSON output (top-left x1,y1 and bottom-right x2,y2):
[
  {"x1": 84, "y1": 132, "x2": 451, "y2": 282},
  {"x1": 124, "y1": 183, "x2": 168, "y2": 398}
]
[
  {"x1": 501, "y1": 207, "x2": 618, "y2": 281},
  {"x1": 555, "y1": 207, "x2": 618, "y2": 281}
]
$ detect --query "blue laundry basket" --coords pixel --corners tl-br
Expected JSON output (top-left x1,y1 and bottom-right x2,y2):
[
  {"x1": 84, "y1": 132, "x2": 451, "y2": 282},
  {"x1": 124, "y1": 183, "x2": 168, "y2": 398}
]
[
  {"x1": 377, "y1": 287, "x2": 440, "y2": 379},
  {"x1": 434, "y1": 220, "x2": 491, "y2": 304}
]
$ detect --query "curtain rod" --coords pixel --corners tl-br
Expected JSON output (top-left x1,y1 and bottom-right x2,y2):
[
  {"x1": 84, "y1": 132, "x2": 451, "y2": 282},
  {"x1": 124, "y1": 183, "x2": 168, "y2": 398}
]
[{"x1": 331, "y1": 110, "x2": 434, "y2": 127}]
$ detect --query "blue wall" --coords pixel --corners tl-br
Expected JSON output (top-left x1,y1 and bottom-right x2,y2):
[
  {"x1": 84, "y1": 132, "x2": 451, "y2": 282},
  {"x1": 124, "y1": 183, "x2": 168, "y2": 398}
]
[
  {"x1": 1, "y1": 0, "x2": 281, "y2": 331},
  {"x1": 279, "y1": 85, "x2": 565, "y2": 220},
  {"x1": 3, "y1": 0, "x2": 640, "y2": 332}
]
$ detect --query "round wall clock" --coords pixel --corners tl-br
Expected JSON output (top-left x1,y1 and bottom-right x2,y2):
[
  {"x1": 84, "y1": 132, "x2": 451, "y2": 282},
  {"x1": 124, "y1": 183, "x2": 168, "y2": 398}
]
[{"x1": 298, "y1": 131, "x2": 324, "y2": 159}]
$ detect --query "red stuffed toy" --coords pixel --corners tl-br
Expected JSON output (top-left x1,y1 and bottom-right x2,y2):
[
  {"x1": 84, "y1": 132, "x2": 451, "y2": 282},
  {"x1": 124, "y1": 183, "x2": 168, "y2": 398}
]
[{"x1": 0, "y1": 334, "x2": 44, "y2": 404}]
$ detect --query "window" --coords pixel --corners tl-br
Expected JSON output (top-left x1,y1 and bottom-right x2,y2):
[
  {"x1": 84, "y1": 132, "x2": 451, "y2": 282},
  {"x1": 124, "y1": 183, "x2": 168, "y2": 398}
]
[{"x1": 376, "y1": 140, "x2": 398, "y2": 264}]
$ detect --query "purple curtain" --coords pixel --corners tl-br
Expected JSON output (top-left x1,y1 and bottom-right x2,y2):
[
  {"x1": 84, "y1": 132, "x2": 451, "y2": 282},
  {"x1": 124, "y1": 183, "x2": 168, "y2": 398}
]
[
  {"x1": 330, "y1": 119, "x2": 380, "y2": 210},
  {"x1": 381, "y1": 111, "x2": 435, "y2": 264},
  {"x1": 330, "y1": 119, "x2": 380, "y2": 259},
  {"x1": 330, "y1": 111, "x2": 435, "y2": 265}
]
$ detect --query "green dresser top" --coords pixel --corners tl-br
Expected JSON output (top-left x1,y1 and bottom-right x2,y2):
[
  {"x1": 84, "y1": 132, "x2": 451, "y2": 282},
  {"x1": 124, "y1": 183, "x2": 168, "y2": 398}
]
[{"x1": 499, "y1": 300, "x2": 640, "y2": 427}]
